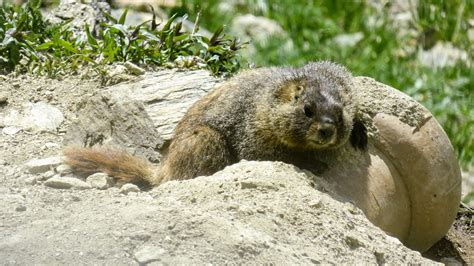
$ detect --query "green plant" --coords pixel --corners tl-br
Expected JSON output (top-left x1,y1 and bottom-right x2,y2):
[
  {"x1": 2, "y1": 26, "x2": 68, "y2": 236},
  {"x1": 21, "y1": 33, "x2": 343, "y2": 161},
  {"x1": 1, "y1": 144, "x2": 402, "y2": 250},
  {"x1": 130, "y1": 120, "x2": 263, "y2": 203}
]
[{"x1": 0, "y1": 1, "x2": 244, "y2": 77}]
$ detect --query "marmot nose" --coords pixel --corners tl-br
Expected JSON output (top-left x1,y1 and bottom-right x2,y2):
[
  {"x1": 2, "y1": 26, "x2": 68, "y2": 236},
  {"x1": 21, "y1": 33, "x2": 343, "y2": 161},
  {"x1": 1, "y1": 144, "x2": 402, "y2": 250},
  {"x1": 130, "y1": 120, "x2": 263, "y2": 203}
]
[{"x1": 318, "y1": 123, "x2": 336, "y2": 142}]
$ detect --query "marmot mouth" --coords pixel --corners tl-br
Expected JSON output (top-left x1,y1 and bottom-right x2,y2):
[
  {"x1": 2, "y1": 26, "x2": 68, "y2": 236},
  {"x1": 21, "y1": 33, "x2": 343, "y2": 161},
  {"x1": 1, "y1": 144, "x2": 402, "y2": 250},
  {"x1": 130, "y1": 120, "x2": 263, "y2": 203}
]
[
  {"x1": 308, "y1": 139, "x2": 337, "y2": 149},
  {"x1": 306, "y1": 124, "x2": 338, "y2": 149}
]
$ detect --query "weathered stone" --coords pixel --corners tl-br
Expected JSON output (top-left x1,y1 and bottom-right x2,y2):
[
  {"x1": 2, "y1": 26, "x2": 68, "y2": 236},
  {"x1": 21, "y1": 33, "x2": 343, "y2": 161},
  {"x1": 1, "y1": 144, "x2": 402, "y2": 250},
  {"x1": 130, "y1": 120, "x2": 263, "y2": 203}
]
[
  {"x1": 134, "y1": 245, "x2": 167, "y2": 264},
  {"x1": 0, "y1": 91, "x2": 8, "y2": 103},
  {"x1": 124, "y1": 62, "x2": 145, "y2": 75},
  {"x1": 119, "y1": 183, "x2": 140, "y2": 194},
  {"x1": 46, "y1": 1, "x2": 110, "y2": 34},
  {"x1": 230, "y1": 14, "x2": 293, "y2": 60},
  {"x1": 15, "y1": 205, "x2": 27, "y2": 212},
  {"x1": 418, "y1": 42, "x2": 470, "y2": 68},
  {"x1": 231, "y1": 14, "x2": 286, "y2": 43},
  {"x1": 317, "y1": 76, "x2": 462, "y2": 252},
  {"x1": 25, "y1": 156, "x2": 62, "y2": 174},
  {"x1": 3, "y1": 102, "x2": 64, "y2": 132},
  {"x1": 56, "y1": 164, "x2": 73, "y2": 176},
  {"x1": 2, "y1": 126, "x2": 20, "y2": 135},
  {"x1": 332, "y1": 32, "x2": 364, "y2": 47},
  {"x1": 44, "y1": 176, "x2": 91, "y2": 190},
  {"x1": 24, "y1": 177, "x2": 37, "y2": 185},
  {"x1": 86, "y1": 173, "x2": 114, "y2": 189},
  {"x1": 40, "y1": 170, "x2": 56, "y2": 181}
]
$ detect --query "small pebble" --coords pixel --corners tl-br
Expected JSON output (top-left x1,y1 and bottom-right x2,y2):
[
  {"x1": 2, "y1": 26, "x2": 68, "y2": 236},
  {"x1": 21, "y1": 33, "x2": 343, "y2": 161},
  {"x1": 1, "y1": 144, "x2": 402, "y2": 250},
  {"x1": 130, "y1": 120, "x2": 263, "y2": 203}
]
[
  {"x1": 124, "y1": 62, "x2": 145, "y2": 75},
  {"x1": 2, "y1": 126, "x2": 21, "y2": 135},
  {"x1": 40, "y1": 170, "x2": 56, "y2": 181},
  {"x1": 56, "y1": 164, "x2": 72, "y2": 176},
  {"x1": 25, "y1": 156, "x2": 62, "y2": 174},
  {"x1": 24, "y1": 176, "x2": 37, "y2": 185},
  {"x1": 0, "y1": 92, "x2": 8, "y2": 103},
  {"x1": 134, "y1": 245, "x2": 166, "y2": 264},
  {"x1": 120, "y1": 183, "x2": 140, "y2": 195},
  {"x1": 44, "y1": 176, "x2": 91, "y2": 190},
  {"x1": 15, "y1": 205, "x2": 27, "y2": 212},
  {"x1": 86, "y1": 173, "x2": 115, "y2": 190}
]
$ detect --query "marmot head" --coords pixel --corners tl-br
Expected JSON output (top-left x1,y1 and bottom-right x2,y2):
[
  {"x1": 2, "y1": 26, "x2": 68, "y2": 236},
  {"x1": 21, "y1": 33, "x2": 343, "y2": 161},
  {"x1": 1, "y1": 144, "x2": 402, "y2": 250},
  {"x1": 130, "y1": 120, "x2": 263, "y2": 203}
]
[{"x1": 269, "y1": 61, "x2": 365, "y2": 150}]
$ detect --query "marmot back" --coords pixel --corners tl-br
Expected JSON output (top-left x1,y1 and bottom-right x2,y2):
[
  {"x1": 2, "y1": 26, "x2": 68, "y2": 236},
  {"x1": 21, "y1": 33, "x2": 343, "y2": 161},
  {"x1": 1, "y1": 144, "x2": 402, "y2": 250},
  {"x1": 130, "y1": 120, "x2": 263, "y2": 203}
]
[{"x1": 64, "y1": 61, "x2": 367, "y2": 187}]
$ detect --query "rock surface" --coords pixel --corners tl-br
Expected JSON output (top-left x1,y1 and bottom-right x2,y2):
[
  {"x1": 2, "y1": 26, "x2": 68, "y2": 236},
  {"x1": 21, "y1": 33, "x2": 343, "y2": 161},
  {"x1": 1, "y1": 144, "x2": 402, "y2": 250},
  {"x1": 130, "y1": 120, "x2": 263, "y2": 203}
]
[
  {"x1": 44, "y1": 176, "x2": 91, "y2": 190},
  {"x1": 3, "y1": 102, "x2": 64, "y2": 132},
  {"x1": 86, "y1": 173, "x2": 115, "y2": 190},
  {"x1": 0, "y1": 161, "x2": 436, "y2": 265},
  {"x1": 24, "y1": 156, "x2": 62, "y2": 174}
]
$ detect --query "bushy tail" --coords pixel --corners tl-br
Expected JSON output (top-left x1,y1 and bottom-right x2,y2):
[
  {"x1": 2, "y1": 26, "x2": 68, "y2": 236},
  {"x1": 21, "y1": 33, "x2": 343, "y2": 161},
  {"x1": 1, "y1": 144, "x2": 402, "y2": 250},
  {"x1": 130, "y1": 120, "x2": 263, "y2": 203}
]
[{"x1": 62, "y1": 146, "x2": 158, "y2": 187}]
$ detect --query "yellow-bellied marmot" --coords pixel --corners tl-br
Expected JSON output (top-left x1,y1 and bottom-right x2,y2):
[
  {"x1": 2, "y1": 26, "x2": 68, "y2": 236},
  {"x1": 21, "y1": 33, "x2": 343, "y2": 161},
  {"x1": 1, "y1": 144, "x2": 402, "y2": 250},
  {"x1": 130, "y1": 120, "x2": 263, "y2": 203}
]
[{"x1": 64, "y1": 61, "x2": 367, "y2": 187}]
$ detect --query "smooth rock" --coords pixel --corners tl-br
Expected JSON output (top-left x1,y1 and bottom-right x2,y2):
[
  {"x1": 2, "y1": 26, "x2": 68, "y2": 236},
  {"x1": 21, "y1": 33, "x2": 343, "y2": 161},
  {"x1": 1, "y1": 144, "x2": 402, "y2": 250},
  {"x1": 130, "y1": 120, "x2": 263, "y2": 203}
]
[
  {"x1": 3, "y1": 102, "x2": 64, "y2": 132},
  {"x1": 120, "y1": 183, "x2": 140, "y2": 194},
  {"x1": 23, "y1": 102, "x2": 64, "y2": 131},
  {"x1": 25, "y1": 156, "x2": 62, "y2": 174},
  {"x1": 44, "y1": 176, "x2": 91, "y2": 190},
  {"x1": 24, "y1": 176, "x2": 37, "y2": 185},
  {"x1": 86, "y1": 173, "x2": 115, "y2": 189},
  {"x1": 231, "y1": 14, "x2": 286, "y2": 43},
  {"x1": 40, "y1": 170, "x2": 56, "y2": 181},
  {"x1": 134, "y1": 245, "x2": 166, "y2": 264},
  {"x1": 2, "y1": 126, "x2": 21, "y2": 135},
  {"x1": 15, "y1": 206, "x2": 27, "y2": 212},
  {"x1": 124, "y1": 62, "x2": 145, "y2": 75},
  {"x1": 319, "y1": 76, "x2": 462, "y2": 252},
  {"x1": 418, "y1": 42, "x2": 470, "y2": 68},
  {"x1": 56, "y1": 164, "x2": 73, "y2": 176},
  {"x1": 0, "y1": 92, "x2": 8, "y2": 103},
  {"x1": 332, "y1": 32, "x2": 364, "y2": 47}
]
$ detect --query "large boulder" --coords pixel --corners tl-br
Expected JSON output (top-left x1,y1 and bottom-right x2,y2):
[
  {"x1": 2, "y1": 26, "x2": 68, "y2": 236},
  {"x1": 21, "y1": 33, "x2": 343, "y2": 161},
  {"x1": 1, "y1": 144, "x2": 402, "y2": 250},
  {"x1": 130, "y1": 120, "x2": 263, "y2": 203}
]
[{"x1": 319, "y1": 77, "x2": 461, "y2": 251}]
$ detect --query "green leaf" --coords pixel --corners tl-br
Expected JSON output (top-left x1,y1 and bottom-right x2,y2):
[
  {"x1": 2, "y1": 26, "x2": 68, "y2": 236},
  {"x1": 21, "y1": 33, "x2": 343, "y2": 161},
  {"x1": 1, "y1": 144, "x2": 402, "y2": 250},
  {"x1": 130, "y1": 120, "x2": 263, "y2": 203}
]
[
  {"x1": 9, "y1": 43, "x2": 20, "y2": 65},
  {"x1": 102, "y1": 11, "x2": 118, "y2": 24},
  {"x1": 85, "y1": 24, "x2": 98, "y2": 46},
  {"x1": 173, "y1": 33, "x2": 189, "y2": 43},
  {"x1": 57, "y1": 39, "x2": 79, "y2": 54},
  {"x1": 110, "y1": 24, "x2": 128, "y2": 36},
  {"x1": 36, "y1": 41, "x2": 53, "y2": 50},
  {"x1": 210, "y1": 26, "x2": 224, "y2": 45},
  {"x1": 27, "y1": 0, "x2": 41, "y2": 10},
  {"x1": 162, "y1": 14, "x2": 178, "y2": 32},
  {"x1": 118, "y1": 8, "x2": 128, "y2": 25}
]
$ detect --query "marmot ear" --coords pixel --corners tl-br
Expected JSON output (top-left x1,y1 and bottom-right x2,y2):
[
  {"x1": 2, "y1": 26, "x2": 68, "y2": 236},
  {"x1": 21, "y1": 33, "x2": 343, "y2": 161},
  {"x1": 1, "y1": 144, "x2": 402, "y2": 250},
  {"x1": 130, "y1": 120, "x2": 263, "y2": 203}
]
[
  {"x1": 274, "y1": 79, "x2": 307, "y2": 102},
  {"x1": 350, "y1": 119, "x2": 368, "y2": 151}
]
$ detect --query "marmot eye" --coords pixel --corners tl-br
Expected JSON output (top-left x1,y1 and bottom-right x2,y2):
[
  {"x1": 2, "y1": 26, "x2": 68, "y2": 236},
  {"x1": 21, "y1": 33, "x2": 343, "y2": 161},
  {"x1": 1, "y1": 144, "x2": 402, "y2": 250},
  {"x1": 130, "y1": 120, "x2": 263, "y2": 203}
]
[{"x1": 304, "y1": 105, "x2": 313, "y2": 118}]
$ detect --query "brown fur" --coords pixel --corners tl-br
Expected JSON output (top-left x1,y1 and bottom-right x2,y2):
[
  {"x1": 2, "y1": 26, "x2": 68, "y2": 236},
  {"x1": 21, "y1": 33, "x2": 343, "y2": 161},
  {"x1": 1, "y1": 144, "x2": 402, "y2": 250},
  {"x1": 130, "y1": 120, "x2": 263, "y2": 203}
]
[
  {"x1": 63, "y1": 61, "x2": 367, "y2": 186},
  {"x1": 63, "y1": 146, "x2": 156, "y2": 186}
]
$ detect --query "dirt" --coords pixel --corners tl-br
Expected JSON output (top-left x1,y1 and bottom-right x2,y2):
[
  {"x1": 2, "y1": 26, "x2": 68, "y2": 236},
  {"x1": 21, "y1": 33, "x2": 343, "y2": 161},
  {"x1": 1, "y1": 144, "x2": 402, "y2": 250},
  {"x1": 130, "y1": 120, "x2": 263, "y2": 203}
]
[
  {"x1": 424, "y1": 204, "x2": 473, "y2": 264},
  {"x1": 0, "y1": 72, "x2": 471, "y2": 264}
]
